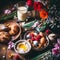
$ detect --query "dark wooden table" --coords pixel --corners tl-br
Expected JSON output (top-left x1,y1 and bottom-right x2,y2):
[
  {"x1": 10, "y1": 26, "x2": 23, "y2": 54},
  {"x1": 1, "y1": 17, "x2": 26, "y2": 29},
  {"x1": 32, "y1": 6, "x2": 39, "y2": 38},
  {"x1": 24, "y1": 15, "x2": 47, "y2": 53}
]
[{"x1": 0, "y1": 1, "x2": 60, "y2": 60}]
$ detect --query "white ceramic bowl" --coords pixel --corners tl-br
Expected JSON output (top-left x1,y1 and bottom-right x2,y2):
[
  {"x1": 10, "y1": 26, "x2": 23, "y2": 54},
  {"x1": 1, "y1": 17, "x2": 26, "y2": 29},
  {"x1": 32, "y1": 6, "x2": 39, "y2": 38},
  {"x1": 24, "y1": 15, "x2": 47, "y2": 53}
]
[{"x1": 14, "y1": 40, "x2": 31, "y2": 54}]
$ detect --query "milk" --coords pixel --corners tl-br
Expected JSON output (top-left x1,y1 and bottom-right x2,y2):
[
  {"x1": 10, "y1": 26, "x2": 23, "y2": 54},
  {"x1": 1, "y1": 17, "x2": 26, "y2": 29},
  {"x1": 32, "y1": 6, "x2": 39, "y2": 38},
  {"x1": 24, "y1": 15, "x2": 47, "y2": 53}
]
[{"x1": 17, "y1": 6, "x2": 27, "y2": 21}]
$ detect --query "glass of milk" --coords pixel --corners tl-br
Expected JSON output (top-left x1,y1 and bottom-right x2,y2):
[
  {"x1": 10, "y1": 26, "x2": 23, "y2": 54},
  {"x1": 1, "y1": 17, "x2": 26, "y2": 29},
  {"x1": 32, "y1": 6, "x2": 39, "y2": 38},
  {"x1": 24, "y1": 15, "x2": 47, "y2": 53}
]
[{"x1": 17, "y1": 6, "x2": 28, "y2": 21}]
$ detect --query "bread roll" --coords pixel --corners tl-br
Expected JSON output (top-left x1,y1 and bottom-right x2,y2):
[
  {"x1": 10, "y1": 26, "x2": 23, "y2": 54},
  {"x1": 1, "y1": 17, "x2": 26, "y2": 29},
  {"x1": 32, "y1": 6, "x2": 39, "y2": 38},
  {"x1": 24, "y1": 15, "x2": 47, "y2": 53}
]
[
  {"x1": 0, "y1": 31, "x2": 10, "y2": 42},
  {"x1": 8, "y1": 23, "x2": 19, "y2": 35}
]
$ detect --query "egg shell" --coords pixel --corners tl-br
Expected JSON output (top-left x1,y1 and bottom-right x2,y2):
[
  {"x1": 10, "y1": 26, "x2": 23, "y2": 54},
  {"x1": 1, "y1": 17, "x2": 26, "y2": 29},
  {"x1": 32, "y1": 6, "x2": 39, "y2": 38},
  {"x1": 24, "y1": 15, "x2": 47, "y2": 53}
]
[
  {"x1": 33, "y1": 41, "x2": 38, "y2": 46},
  {"x1": 26, "y1": 34, "x2": 30, "y2": 39},
  {"x1": 48, "y1": 33, "x2": 56, "y2": 41}
]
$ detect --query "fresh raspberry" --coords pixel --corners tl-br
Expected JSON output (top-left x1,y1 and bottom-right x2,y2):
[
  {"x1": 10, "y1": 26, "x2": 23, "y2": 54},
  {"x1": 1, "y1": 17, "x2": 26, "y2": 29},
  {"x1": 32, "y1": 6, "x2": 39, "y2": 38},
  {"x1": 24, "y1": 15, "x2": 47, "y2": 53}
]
[
  {"x1": 30, "y1": 33, "x2": 35, "y2": 37},
  {"x1": 35, "y1": 35, "x2": 41, "y2": 41},
  {"x1": 31, "y1": 37, "x2": 35, "y2": 41},
  {"x1": 45, "y1": 29, "x2": 50, "y2": 34}
]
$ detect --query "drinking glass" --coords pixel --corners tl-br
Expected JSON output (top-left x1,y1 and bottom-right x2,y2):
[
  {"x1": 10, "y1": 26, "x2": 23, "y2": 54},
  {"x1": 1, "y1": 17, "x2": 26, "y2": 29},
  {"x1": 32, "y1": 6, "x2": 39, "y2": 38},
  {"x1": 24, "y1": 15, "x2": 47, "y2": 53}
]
[{"x1": 16, "y1": 1, "x2": 28, "y2": 21}]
